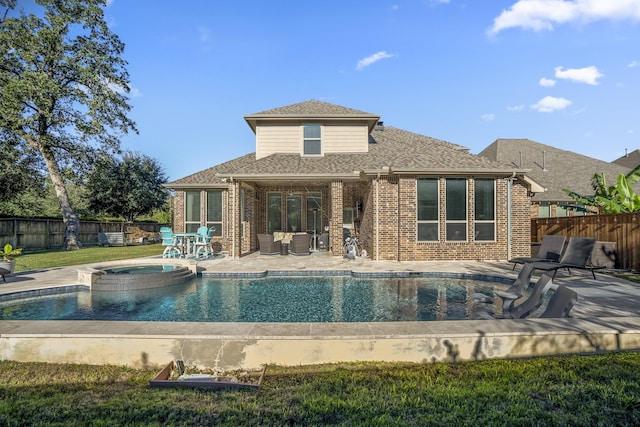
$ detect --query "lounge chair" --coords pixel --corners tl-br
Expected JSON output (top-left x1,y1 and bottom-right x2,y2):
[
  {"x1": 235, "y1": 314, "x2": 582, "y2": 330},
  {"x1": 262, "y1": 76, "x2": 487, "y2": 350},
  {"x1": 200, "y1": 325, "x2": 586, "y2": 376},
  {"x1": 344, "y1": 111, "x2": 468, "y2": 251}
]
[
  {"x1": 0, "y1": 267, "x2": 9, "y2": 282},
  {"x1": 471, "y1": 263, "x2": 536, "y2": 310},
  {"x1": 257, "y1": 234, "x2": 282, "y2": 255},
  {"x1": 471, "y1": 273, "x2": 554, "y2": 320},
  {"x1": 532, "y1": 237, "x2": 600, "y2": 279},
  {"x1": 509, "y1": 235, "x2": 566, "y2": 270},
  {"x1": 539, "y1": 285, "x2": 578, "y2": 318},
  {"x1": 160, "y1": 227, "x2": 181, "y2": 258},
  {"x1": 290, "y1": 233, "x2": 311, "y2": 255}
]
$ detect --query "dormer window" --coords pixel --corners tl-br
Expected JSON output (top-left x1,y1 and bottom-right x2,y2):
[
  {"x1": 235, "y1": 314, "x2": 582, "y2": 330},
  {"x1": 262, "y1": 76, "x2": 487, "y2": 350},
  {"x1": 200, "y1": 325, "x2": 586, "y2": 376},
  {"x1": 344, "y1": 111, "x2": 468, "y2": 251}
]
[{"x1": 303, "y1": 124, "x2": 321, "y2": 155}]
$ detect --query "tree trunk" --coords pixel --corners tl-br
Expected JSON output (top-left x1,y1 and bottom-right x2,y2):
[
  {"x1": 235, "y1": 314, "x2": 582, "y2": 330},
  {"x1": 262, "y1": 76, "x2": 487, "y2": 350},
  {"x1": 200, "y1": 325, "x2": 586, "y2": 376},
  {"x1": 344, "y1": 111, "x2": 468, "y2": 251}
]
[{"x1": 40, "y1": 146, "x2": 81, "y2": 250}]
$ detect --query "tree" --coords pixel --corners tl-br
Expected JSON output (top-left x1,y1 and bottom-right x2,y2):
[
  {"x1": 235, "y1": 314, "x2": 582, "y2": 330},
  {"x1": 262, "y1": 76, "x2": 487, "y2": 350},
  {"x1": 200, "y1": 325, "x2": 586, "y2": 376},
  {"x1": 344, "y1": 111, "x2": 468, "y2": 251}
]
[
  {"x1": 0, "y1": 131, "x2": 45, "y2": 215},
  {"x1": 86, "y1": 151, "x2": 169, "y2": 222},
  {"x1": 563, "y1": 165, "x2": 640, "y2": 214},
  {"x1": 0, "y1": 0, "x2": 136, "y2": 248}
]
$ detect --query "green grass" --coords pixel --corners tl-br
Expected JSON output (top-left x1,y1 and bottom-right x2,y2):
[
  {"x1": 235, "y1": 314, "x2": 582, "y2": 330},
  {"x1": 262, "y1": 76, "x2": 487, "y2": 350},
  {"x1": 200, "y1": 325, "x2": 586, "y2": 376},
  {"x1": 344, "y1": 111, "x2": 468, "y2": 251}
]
[
  {"x1": 14, "y1": 244, "x2": 164, "y2": 272},
  {"x1": 1, "y1": 353, "x2": 639, "y2": 425}
]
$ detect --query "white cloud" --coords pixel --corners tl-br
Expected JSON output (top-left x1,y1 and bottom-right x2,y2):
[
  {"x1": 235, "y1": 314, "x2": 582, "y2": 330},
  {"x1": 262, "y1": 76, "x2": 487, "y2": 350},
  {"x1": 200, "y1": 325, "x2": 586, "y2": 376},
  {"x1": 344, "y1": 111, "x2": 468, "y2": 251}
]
[
  {"x1": 482, "y1": 113, "x2": 496, "y2": 121},
  {"x1": 554, "y1": 65, "x2": 603, "y2": 85},
  {"x1": 531, "y1": 96, "x2": 572, "y2": 112},
  {"x1": 507, "y1": 104, "x2": 525, "y2": 111},
  {"x1": 629, "y1": 60, "x2": 640, "y2": 68},
  {"x1": 356, "y1": 51, "x2": 394, "y2": 71},
  {"x1": 539, "y1": 77, "x2": 556, "y2": 87},
  {"x1": 489, "y1": 0, "x2": 640, "y2": 35},
  {"x1": 391, "y1": 4, "x2": 399, "y2": 11}
]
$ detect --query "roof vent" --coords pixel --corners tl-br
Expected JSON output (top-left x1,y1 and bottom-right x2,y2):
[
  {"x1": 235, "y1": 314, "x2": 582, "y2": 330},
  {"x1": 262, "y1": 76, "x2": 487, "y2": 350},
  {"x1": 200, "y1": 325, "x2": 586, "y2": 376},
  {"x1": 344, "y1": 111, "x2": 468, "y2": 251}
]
[{"x1": 375, "y1": 121, "x2": 384, "y2": 131}]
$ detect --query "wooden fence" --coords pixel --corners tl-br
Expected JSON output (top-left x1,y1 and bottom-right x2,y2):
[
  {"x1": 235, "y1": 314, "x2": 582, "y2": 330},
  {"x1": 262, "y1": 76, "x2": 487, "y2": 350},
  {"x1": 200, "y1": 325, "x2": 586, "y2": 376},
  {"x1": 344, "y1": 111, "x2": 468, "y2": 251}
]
[
  {"x1": 0, "y1": 218, "x2": 166, "y2": 251},
  {"x1": 531, "y1": 213, "x2": 640, "y2": 271}
]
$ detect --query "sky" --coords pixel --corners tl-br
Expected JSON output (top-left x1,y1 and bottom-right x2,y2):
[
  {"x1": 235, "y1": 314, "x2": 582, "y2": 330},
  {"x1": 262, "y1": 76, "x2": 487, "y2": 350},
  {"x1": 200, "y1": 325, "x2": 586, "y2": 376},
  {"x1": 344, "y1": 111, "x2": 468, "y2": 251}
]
[{"x1": 19, "y1": 0, "x2": 640, "y2": 180}]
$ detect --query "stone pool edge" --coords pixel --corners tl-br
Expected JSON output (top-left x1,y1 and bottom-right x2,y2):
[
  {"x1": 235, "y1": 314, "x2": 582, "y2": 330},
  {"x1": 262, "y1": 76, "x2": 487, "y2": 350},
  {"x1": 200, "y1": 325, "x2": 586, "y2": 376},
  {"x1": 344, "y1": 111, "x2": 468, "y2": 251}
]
[
  {"x1": 1, "y1": 317, "x2": 639, "y2": 371},
  {"x1": 1, "y1": 260, "x2": 639, "y2": 371}
]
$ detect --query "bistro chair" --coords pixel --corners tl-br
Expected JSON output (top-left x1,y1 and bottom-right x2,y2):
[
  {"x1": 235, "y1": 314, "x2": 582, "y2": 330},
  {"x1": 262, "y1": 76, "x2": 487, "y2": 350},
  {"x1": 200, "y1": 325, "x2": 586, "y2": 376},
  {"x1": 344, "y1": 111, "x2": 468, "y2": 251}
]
[
  {"x1": 160, "y1": 227, "x2": 181, "y2": 258},
  {"x1": 195, "y1": 226, "x2": 216, "y2": 259}
]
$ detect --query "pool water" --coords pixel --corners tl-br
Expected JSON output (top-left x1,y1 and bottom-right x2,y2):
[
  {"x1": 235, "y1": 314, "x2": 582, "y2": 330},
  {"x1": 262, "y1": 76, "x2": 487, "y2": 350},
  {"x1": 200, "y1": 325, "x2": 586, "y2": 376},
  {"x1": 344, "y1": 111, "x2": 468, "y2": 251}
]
[{"x1": 0, "y1": 276, "x2": 505, "y2": 322}]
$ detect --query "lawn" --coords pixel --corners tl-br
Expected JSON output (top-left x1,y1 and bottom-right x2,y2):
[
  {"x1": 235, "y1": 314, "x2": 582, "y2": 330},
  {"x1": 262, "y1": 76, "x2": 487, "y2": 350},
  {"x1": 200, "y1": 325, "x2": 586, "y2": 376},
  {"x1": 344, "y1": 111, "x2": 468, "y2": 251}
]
[
  {"x1": 1, "y1": 353, "x2": 639, "y2": 425},
  {"x1": 14, "y1": 244, "x2": 164, "y2": 272}
]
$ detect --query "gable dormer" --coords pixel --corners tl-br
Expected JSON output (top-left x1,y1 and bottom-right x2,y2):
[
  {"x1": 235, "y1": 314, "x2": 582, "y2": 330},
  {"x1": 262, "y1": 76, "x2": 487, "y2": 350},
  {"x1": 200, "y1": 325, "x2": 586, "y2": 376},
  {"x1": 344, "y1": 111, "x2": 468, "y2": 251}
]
[{"x1": 244, "y1": 100, "x2": 380, "y2": 160}]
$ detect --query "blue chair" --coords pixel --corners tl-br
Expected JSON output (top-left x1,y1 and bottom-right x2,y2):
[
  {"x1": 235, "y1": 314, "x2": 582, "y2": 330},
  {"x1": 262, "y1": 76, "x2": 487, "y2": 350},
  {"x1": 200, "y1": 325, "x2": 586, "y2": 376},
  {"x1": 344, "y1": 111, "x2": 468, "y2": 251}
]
[
  {"x1": 195, "y1": 226, "x2": 216, "y2": 259},
  {"x1": 161, "y1": 227, "x2": 181, "y2": 258}
]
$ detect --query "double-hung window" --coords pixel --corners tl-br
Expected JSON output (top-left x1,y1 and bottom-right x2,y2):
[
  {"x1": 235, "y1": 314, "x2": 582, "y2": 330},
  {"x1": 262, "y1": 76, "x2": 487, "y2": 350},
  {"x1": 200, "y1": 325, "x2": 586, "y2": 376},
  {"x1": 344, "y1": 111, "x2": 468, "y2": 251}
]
[
  {"x1": 446, "y1": 178, "x2": 467, "y2": 241},
  {"x1": 206, "y1": 190, "x2": 223, "y2": 237},
  {"x1": 417, "y1": 178, "x2": 438, "y2": 241},
  {"x1": 184, "y1": 190, "x2": 201, "y2": 233},
  {"x1": 474, "y1": 179, "x2": 495, "y2": 241},
  {"x1": 303, "y1": 124, "x2": 321, "y2": 155}
]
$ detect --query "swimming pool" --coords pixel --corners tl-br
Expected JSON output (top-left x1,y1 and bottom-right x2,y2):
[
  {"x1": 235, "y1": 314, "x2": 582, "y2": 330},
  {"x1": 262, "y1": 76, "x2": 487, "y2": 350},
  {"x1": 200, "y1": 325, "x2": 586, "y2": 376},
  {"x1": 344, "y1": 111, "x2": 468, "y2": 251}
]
[{"x1": 0, "y1": 274, "x2": 510, "y2": 322}]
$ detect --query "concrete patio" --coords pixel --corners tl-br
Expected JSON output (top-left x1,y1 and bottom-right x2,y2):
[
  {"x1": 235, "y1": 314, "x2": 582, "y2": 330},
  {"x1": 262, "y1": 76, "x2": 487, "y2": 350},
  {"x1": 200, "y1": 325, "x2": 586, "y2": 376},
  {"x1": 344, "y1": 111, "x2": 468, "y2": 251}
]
[{"x1": 1, "y1": 252, "x2": 639, "y2": 371}]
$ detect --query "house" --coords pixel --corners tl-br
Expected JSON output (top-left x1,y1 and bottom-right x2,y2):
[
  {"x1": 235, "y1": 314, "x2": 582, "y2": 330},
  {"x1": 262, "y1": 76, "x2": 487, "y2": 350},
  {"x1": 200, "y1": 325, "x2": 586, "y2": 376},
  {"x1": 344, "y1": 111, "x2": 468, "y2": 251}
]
[
  {"x1": 479, "y1": 139, "x2": 633, "y2": 218},
  {"x1": 612, "y1": 149, "x2": 640, "y2": 169},
  {"x1": 166, "y1": 100, "x2": 542, "y2": 261}
]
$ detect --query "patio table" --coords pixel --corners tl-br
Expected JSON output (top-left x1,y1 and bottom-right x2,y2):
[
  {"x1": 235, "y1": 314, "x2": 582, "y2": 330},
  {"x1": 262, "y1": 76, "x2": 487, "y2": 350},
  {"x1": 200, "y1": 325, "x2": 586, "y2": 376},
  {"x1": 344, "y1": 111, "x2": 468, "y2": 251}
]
[{"x1": 173, "y1": 233, "x2": 199, "y2": 258}]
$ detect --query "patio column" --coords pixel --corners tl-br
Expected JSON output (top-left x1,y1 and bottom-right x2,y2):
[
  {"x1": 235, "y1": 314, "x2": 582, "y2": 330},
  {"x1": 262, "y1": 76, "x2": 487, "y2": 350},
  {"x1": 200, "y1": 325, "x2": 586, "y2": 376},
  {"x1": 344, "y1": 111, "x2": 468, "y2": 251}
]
[
  {"x1": 330, "y1": 180, "x2": 344, "y2": 256},
  {"x1": 229, "y1": 179, "x2": 241, "y2": 259}
]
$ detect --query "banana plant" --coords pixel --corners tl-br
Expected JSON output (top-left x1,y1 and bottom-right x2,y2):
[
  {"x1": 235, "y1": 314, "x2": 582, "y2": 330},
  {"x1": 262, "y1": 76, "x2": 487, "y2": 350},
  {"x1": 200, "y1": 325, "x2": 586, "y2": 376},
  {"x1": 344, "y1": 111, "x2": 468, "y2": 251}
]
[{"x1": 563, "y1": 165, "x2": 640, "y2": 214}]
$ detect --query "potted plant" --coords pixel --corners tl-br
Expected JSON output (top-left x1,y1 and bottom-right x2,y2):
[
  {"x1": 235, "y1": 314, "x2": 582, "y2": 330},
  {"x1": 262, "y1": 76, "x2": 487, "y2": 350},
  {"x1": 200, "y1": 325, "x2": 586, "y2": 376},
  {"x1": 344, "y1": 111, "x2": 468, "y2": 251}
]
[{"x1": 0, "y1": 243, "x2": 22, "y2": 275}]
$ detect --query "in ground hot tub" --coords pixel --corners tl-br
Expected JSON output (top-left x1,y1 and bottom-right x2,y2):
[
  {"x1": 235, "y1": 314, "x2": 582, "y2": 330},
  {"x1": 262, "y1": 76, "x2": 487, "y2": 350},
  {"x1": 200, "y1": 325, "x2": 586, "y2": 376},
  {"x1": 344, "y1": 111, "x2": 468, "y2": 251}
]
[{"x1": 89, "y1": 264, "x2": 195, "y2": 291}]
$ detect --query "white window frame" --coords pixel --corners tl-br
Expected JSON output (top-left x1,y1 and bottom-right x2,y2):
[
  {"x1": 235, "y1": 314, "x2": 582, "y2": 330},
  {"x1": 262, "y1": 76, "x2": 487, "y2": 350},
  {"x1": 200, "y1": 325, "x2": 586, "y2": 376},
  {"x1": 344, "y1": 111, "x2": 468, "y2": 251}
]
[{"x1": 303, "y1": 123, "x2": 322, "y2": 156}]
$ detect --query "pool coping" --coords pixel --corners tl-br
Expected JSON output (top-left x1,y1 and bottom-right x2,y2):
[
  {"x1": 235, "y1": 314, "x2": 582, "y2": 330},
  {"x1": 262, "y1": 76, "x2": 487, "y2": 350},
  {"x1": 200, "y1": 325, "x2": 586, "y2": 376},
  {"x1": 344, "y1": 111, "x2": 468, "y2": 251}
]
[{"x1": 1, "y1": 258, "x2": 639, "y2": 370}]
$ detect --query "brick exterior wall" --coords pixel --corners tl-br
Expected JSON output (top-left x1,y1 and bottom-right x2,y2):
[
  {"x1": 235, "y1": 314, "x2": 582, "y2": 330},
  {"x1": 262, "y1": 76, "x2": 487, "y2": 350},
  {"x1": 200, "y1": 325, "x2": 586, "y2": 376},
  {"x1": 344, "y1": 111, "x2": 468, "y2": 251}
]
[
  {"x1": 173, "y1": 175, "x2": 532, "y2": 261},
  {"x1": 329, "y1": 180, "x2": 343, "y2": 256},
  {"x1": 372, "y1": 175, "x2": 532, "y2": 261}
]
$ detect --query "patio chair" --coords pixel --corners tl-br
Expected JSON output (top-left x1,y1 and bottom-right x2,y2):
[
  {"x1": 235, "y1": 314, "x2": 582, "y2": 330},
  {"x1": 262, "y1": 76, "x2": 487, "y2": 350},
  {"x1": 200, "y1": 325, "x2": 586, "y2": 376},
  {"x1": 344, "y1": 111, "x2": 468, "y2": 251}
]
[
  {"x1": 194, "y1": 226, "x2": 216, "y2": 259},
  {"x1": 290, "y1": 233, "x2": 311, "y2": 256},
  {"x1": 471, "y1": 263, "x2": 536, "y2": 310},
  {"x1": 538, "y1": 285, "x2": 578, "y2": 318},
  {"x1": 471, "y1": 273, "x2": 554, "y2": 320},
  {"x1": 257, "y1": 234, "x2": 282, "y2": 255},
  {"x1": 160, "y1": 227, "x2": 181, "y2": 258},
  {"x1": 0, "y1": 267, "x2": 9, "y2": 282},
  {"x1": 509, "y1": 235, "x2": 566, "y2": 270},
  {"x1": 532, "y1": 237, "x2": 601, "y2": 279}
]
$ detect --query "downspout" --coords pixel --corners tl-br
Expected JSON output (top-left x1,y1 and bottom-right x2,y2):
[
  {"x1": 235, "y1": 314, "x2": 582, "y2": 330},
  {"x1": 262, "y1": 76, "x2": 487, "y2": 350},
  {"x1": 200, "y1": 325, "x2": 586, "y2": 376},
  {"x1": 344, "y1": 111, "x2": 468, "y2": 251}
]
[
  {"x1": 507, "y1": 173, "x2": 515, "y2": 261},
  {"x1": 231, "y1": 177, "x2": 236, "y2": 259},
  {"x1": 375, "y1": 172, "x2": 380, "y2": 261}
]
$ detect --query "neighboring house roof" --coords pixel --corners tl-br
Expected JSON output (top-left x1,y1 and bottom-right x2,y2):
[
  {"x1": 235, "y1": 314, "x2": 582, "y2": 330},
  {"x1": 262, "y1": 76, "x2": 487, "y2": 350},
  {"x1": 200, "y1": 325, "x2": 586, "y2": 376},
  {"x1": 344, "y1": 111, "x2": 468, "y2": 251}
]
[
  {"x1": 169, "y1": 125, "x2": 536, "y2": 188},
  {"x1": 612, "y1": 149, "x2": 640, "y2": 169},
  {"x1": 244, "y1": 100, "x2": 381, "y2": 133},
  {"x1": 479, "y1": 139, "x2": 632, "y2": 203}
]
